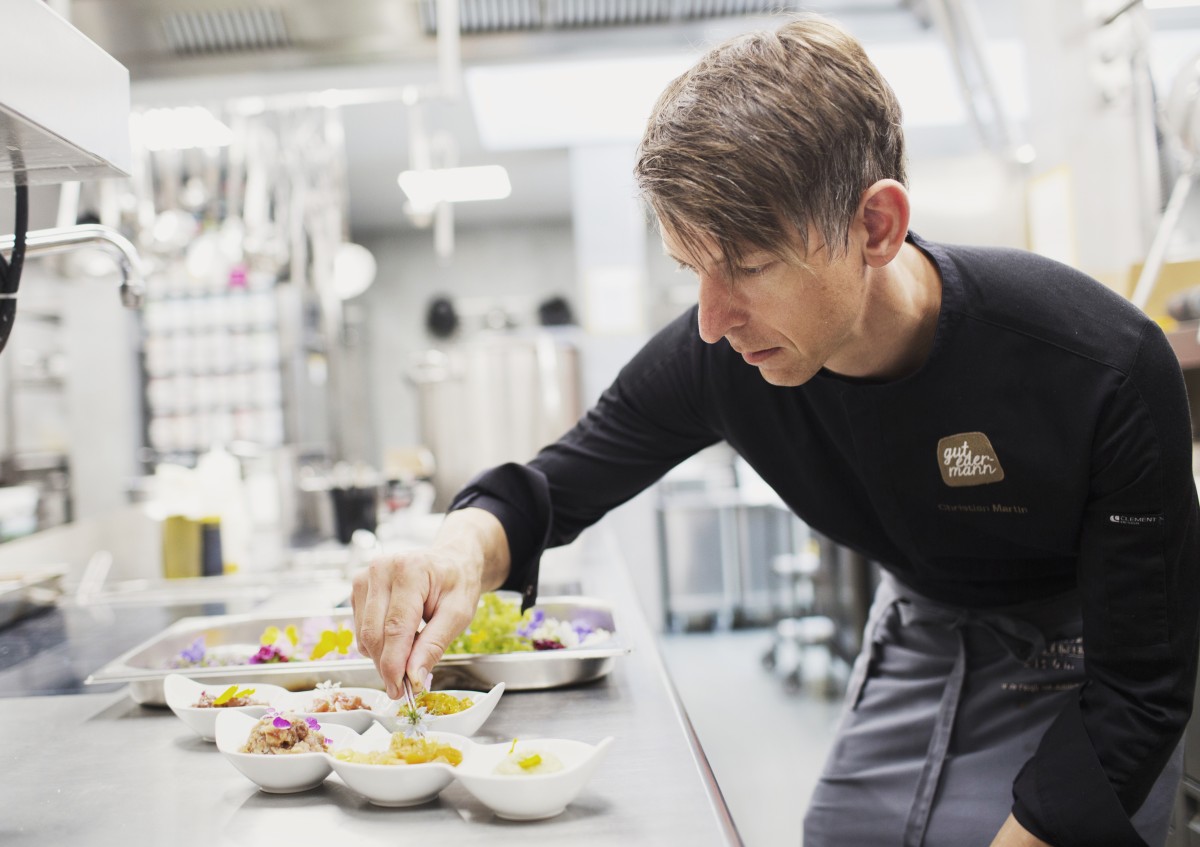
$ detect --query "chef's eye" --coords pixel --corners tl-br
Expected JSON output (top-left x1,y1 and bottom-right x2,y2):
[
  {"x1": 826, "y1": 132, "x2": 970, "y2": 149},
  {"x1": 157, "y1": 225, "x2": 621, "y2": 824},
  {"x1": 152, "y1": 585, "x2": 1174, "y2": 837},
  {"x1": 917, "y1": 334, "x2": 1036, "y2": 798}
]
[{"x1": 738, "y1": 263, "x2": 768, "y2": 277}]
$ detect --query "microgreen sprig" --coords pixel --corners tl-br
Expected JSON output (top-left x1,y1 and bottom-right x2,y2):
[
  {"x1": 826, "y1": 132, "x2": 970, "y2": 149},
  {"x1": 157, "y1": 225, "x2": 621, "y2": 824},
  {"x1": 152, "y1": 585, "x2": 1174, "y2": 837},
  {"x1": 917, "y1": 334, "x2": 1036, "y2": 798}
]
[{"x1": 399, "y1": 704, "x2": 430, "y2": 738}]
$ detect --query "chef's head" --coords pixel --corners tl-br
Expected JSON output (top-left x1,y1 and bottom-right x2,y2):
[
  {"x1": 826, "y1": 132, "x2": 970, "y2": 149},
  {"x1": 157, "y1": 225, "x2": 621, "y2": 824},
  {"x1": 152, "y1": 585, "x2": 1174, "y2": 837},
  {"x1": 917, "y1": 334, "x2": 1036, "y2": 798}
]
[{"x1": 635, "y1": 14, "x2": 907, "y2": 272}]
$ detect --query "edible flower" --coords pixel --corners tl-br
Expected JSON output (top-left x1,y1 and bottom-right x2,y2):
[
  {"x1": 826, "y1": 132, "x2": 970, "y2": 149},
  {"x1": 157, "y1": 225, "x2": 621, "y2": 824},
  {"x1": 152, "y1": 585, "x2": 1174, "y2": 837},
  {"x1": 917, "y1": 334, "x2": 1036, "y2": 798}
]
[
  {"x1": 310, "y1": 626, "x2": 354, "y2": 660},
  {"x1": 263, "y1": 710, "x2": 321, "y2": 733},
  {"x1": 177, "y1": 636, "x2": 206, "y2": 665},
  {"x1": 248, "y1": 644, "x2": 289, "y2": 664},
  {"x1": 263, "y1": 709, "x2": 290, "y2": 729},
  {"x1": 398, "y1": 704, "x2": 430, "y2": 738},
  {"x1": 518, "y1": 753, "x2": 543, "y2": 770},
  {"x1": 516, "y1": 609, "x2": 546, "y2": 638},
  {"x1": 261, "y1": 624, "x2": 302, "y2": 647},
  {"x1": 212, "y1": 685, "x2": 255, "y2": 706}
]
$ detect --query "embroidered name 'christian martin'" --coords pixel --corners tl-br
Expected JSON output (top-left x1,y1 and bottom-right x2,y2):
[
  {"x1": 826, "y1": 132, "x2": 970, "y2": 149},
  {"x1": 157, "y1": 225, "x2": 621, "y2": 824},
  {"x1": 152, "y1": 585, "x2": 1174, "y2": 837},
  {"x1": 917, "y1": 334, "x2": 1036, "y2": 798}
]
[{"x1": 937, "y1": 432, "x2": 1006, "y2": 487}]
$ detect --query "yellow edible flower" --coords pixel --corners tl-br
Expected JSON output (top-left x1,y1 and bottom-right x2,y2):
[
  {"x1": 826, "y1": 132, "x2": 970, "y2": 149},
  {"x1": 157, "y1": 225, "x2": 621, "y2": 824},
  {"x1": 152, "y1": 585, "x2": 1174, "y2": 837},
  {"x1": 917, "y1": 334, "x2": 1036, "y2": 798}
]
[
  {"x1": 310, "y1": 626, "x2": 354, "y2": 660},
  {"x1": 212, "y1": 685, "x2": 255, "y2": 706}
]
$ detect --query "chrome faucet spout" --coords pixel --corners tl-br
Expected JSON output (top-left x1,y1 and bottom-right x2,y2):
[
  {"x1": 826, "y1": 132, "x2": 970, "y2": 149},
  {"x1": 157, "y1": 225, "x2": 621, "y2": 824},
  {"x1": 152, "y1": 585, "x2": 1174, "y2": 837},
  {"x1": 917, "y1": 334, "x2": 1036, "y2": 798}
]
[{"x1": 0, "y1": 224, "x2": 145, "y2": 308}]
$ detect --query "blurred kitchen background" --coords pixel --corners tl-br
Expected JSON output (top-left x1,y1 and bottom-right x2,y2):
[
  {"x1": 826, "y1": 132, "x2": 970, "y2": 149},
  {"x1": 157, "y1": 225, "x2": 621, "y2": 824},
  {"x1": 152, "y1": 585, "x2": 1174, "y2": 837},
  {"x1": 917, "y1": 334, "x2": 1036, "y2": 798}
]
[{"x1": 3, "y1": 0, "x2": 1200, "y2": 843}]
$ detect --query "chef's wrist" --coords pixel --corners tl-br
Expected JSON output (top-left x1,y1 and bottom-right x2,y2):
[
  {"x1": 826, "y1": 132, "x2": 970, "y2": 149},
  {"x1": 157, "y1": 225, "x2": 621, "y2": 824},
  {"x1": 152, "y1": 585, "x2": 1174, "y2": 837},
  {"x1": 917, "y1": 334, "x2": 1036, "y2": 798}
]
[{"x1": 434, "y1": 506, "x2": 512, "y2": 590}]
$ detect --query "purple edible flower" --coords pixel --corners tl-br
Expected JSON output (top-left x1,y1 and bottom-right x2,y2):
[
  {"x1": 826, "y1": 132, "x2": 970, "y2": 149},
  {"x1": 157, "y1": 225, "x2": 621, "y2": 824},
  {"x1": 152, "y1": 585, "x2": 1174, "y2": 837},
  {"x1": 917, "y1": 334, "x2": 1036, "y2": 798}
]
[
  {"x1": 517, "y1": 609, "x2": 545, "y2": 637},
  {"x1": 572, "y1": 622, "x2": 594, "y2": 638},
  {"x1": 179, "y1": 636, "x2": 206, "y2": 664},
  {"x1": 305, "y1": 717, "x2": 321, "y2": 731},
  {"x1": 272, "y1": 715, "x2": 291, "y2": 729}
]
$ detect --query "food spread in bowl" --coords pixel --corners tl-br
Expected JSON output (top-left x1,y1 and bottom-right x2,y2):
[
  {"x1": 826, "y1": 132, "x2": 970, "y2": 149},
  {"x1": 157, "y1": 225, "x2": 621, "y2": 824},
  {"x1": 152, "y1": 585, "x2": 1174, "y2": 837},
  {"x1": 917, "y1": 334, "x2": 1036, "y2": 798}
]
[
  {"x1": 335, "y1": 733, "x2": 463, "y2": 767},
  {"x1": 416, "y1": 691, "x2": 472, "y2": 716},
  {"x1": 493, "y1": 739, "x2": 565, "y2": 776},
  {"x1": 240, "y1": 710, "x2": 331, "y2": 755},
  {"x1": 192, "y1": 685, "x2": 266, "y2": 709},
  {"x1": 306, "y1": 681, "x2": 370, "y2": 712}
]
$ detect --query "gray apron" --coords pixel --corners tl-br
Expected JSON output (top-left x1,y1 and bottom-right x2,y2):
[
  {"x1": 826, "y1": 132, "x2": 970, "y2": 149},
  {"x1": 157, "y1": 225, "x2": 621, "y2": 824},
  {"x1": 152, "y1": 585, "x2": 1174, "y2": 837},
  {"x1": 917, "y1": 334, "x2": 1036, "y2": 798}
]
[{"x1": 802, "y1": 573, "x2": 1183, "y2": 847}]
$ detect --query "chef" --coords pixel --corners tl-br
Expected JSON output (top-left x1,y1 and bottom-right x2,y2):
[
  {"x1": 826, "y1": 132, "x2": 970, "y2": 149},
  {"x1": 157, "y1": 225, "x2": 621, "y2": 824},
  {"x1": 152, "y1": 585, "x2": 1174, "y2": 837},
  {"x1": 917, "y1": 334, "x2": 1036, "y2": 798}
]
[{"x1": 352, "y1": 15, "x2": 1200, "y2": 847}]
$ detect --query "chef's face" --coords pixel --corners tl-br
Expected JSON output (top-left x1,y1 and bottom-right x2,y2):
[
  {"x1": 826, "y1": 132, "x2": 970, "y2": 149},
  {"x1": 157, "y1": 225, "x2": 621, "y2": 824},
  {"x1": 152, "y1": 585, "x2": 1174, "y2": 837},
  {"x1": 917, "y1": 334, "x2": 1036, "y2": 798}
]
[{"x1": 662, "y1": 227, "x2": 868, "y2": 387}]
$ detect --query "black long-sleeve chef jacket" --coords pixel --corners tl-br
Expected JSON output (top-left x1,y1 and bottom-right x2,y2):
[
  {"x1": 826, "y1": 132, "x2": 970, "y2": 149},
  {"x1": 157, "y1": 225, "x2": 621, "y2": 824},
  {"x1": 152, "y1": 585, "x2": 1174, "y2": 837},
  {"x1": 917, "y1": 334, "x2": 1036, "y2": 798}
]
[{"x1": 451, "y1": 232, "x2": 1200, "y2": 846}]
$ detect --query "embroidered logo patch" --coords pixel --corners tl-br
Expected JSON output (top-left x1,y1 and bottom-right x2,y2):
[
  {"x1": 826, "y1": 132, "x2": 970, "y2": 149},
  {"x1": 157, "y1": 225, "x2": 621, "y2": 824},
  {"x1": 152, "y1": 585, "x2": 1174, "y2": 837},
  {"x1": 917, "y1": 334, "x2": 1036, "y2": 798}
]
[{"x1": 937, "y1": 432, "x2": 1005, "y2": 487}]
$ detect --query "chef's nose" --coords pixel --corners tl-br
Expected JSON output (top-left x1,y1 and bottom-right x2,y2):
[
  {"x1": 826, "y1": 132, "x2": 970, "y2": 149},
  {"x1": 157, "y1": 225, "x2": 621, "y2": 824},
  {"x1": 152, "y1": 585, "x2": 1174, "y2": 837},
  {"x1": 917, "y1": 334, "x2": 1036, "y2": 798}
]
[{"x1": 697, "y1": 272, "x2": 745, "y2": 344}]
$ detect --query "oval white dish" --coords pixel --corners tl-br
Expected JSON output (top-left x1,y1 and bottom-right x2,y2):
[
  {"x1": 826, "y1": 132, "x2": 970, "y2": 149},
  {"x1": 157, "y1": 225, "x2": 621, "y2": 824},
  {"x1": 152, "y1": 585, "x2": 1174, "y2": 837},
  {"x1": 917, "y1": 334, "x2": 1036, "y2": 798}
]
[
  {"x1": 455, "y1": 735, "x2": 614, "y2": 821},
  {"x1": 164, "y1": 673, "x2": 287, "y2": 742},
  {"x1": 374, "y1": 683, "x2": 505, "y2": 737},
  {"x1": 214, "y1": 709, "x2": 358, "y2": 793}
]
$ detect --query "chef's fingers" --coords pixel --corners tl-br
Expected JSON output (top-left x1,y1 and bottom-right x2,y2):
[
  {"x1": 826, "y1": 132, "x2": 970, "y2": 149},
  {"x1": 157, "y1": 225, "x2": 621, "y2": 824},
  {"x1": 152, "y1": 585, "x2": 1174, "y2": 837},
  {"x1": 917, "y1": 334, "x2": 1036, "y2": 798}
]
[
  {"x1": 350, "y1": 568, "x2": 372, "y2": 660},
  {"x1": 357, "y1": 556, "x2": 424, "y2": 699},
  {"x1": 407, "y1": 595, "x2": 476, "y2": 692}
]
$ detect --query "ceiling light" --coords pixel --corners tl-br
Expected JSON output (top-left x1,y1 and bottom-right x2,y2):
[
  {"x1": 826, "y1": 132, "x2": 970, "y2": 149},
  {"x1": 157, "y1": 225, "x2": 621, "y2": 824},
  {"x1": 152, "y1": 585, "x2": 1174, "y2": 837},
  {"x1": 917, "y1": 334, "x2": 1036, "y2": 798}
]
[
  {"x1": 464, "y1": 43, "x2": 1027, "y2": 151},
  {"x1": 397, "y1": 165, "x2": 512, "y2": 208},
  {"x1": 131, "y1": 106, "x2": 233, "y2": 152},
  {"x1": 465, "y1": 56, "x2": 695, "y2": 150}
]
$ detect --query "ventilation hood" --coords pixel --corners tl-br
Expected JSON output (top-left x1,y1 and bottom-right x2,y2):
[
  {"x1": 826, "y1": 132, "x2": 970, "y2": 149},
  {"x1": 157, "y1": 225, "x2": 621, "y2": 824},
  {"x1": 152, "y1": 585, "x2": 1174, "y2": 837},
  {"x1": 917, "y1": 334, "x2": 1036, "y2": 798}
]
[
  {"x1": 0, "y1": 0, "x2": 131, "y2": 187},
  {"x1": 67, "y1": 0, "x2": 912, "y2": 82}
]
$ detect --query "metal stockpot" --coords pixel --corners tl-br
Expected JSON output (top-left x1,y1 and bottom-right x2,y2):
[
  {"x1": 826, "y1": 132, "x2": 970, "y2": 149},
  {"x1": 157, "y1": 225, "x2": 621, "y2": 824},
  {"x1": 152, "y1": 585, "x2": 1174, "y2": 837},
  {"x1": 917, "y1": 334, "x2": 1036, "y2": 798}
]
[{"x1": 408, "y1": 330, "x2": 583, "y2": 510}]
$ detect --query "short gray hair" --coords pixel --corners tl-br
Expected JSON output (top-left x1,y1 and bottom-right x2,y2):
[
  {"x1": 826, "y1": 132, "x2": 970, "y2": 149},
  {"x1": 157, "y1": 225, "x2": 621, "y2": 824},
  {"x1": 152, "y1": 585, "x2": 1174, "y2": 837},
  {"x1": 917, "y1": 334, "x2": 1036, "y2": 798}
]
[{"x1": 636, "y1": 15, "x2": 907, "y2": 269}]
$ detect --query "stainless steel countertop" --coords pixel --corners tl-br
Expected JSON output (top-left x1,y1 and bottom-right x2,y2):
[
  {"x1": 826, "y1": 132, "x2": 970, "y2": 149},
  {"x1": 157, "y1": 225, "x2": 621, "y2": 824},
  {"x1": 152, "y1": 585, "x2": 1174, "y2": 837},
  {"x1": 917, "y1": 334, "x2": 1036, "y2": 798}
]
[{"x1": 0, "y1": 528, "x2": 741, "y2": 846}]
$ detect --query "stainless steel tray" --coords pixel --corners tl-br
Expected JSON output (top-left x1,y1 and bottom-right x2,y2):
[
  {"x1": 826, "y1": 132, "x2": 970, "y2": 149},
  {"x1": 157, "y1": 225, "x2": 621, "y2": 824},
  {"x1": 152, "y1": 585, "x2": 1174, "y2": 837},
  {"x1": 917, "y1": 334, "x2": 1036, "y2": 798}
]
[
  {"x1": 85, "y1": 596, "x2": 629, "y2": 706},
  {"x1": 0, "y1": 564, "x2": 67, "y2": 629}
]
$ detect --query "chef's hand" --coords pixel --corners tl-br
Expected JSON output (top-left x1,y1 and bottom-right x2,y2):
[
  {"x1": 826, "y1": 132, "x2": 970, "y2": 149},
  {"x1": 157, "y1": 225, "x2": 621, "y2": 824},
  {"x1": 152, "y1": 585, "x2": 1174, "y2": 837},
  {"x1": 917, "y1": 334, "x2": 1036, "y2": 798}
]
[
  {"x1": 989, "y1": 814, "x2": 1054, "y2": 847},
  {"x1": 351, "y1": 508, "x2": 512, "y2": 699}
]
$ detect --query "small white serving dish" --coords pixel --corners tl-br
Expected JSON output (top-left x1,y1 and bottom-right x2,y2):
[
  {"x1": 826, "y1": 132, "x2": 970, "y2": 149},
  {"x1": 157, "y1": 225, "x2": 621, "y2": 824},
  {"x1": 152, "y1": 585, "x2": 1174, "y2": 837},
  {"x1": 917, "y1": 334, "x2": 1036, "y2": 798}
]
[
  {"x1": 374, "y1": 683, "x2": 505, "y2": 737},
  {"x1": 164, "y1": 673, "x2": 287, "y2": 742},
  {"x1": 327, "y1": 724, "x2": 463, "y2": 807},
  {"x1": 213, "y1": 710, "x2": 611, "y2": 815},
  {"x1": 272, "y1": 686, "x2": 391, "y2": 733},
  {"x1": 214, "y1": 709, "x2": 357, "y2": 793},
  {"x1": 455, "y1": 736, "x2": 614, "y2": 821}
]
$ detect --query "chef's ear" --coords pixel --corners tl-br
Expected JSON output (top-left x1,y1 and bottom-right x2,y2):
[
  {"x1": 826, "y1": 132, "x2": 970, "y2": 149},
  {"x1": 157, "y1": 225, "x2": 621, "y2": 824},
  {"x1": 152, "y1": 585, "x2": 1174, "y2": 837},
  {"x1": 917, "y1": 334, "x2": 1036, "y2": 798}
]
[{"x1": 857, "y1": 179, "x2": 910, "y2": 268}]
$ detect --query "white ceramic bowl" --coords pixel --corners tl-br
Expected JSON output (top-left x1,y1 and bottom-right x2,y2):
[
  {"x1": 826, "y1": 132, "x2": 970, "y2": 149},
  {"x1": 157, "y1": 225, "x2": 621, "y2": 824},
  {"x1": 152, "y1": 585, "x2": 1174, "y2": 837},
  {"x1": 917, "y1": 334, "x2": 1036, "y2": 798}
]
[
  {"x1": 327, "y1": 724, "x2": 463, "y2": 807},
  {"x1": 164, "y1": 673, "x2": 287, "y2": 742},
  {"x1": 214, "y1": 709, "x2": 358, "y2": 793},
  {"x1": 374, "y1": 683, "x2": 505, "y2": 737},
  {"x1": 272, "y1": 686, "x2": 391, "y2": 733},
  {"x1": 454, "y1": 736, "x2": 614, "y2": 821}
]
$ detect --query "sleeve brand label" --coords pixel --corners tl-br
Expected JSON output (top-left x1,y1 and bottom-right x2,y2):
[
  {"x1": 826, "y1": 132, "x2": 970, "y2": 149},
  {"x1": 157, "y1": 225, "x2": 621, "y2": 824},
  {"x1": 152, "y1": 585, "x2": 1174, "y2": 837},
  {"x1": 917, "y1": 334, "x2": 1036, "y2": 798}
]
[{"x1": 1108, "y1": 514, "x2": 1164, "y2": 527}]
